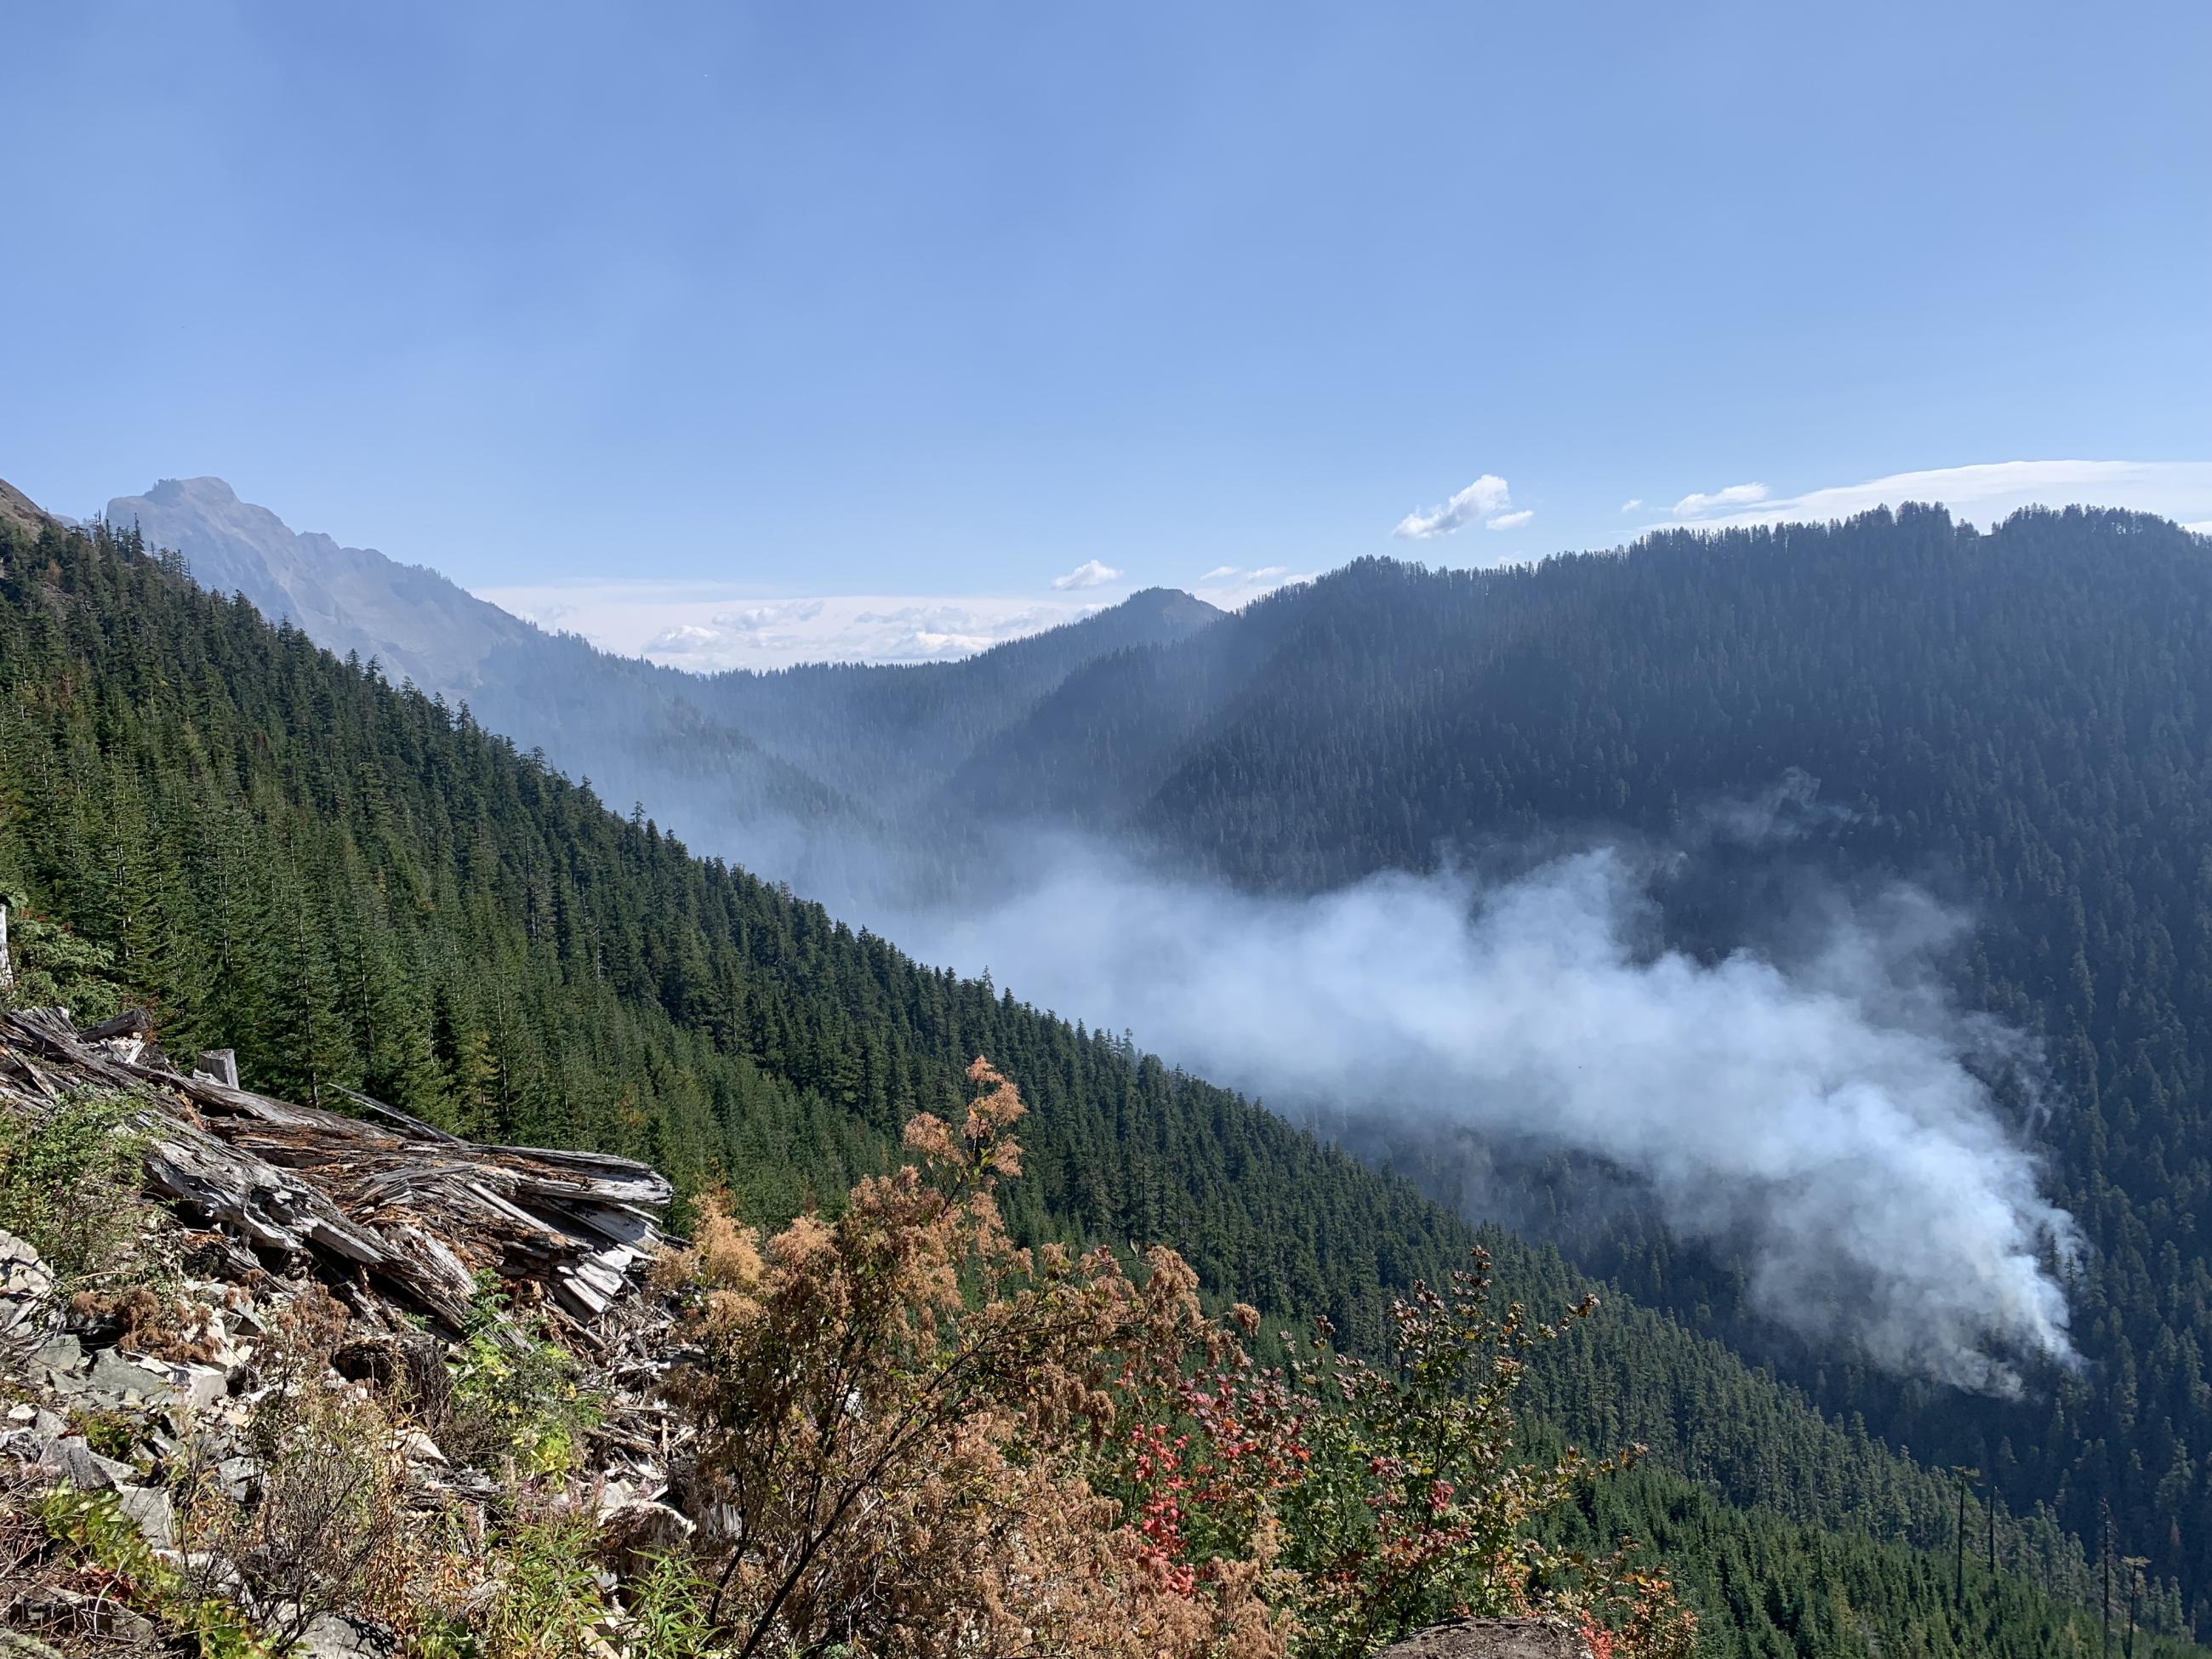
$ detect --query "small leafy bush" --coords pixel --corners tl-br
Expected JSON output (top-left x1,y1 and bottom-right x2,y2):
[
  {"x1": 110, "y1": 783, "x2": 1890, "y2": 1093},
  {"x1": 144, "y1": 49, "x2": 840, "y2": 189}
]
[
  {"x1": 0, "y1": 1087, "x2": 156, "y2": 1289},
  {"x1": 441, "y1": 1283, "x2": 602, "y2": 1479},
  {"x1": 36, "y1": 1486, "x2": 282, "y2": 1657},
  {"x1": 68, "y1": 1403, "x2": 141, "y2": 1463},
  {"x1": 660, "y1": 1057, "x2": 1696, "y2": 1659}
]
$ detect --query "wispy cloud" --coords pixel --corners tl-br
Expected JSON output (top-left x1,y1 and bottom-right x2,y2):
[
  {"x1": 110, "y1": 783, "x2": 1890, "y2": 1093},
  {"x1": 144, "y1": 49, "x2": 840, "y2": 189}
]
[
  {"x1": 1394, "y1": 473, "x2": 1521, "y2": 539},
  {"x1": 1486, "y1": 509, "x2": 1534, "y2": 532},
  {"x1": 1052, "y1": 558, "x2": 1123, "y2": 591},
  {"x1": 1672, "y1": 482, "x2": 1768, "y2": 516},
  {"x1": 1655, "y1": 461, "x2": 2212, "y2": 533},
  {"x1": 1619, "y1": 498, "x2": 1643, "y2": 513},
  {"x1": 1194, "y1": 564, "x2": 1314, "y2": 607},
  {"x1": 476, "y1": 579, "x2": 1106, "y2": 670}
]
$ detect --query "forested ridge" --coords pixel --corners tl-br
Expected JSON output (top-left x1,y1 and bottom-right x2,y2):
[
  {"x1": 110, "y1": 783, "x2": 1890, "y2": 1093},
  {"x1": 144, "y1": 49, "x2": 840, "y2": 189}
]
[
  {"x1": 943, "y1": 506, "x2": 2212, "y2": 1622},
  {"x1": 2, "y1": 506, "x2": 2196, "y2": 1652}
]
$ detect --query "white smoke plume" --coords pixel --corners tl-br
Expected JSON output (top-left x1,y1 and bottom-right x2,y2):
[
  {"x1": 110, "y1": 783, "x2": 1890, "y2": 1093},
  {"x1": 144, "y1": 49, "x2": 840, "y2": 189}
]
[{"x1": 887, "y1": 833, "x2": 2083, "y2": 1396}]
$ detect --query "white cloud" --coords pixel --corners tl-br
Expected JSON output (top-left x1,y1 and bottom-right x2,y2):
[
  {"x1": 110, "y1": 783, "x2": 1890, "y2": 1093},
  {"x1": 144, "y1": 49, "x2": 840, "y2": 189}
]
[
  {"x1": 1619, "y1": 498, "x2": 1644, "y2": 513},
  {"x1": 1052, "y1": 558, "x2": 1124, "y2": 591},
  {"x1": 1486, "y1": 509, "x2": 1535, "y2": 532},
  {"x1": 476, "y1": 579, "x2": 1108, "y2": 670},
  {"x1": 1672, "y1": 482, "x2": 1769, "y2": 516},
  {"x1": 1653, "y1": 460, "x2": 2212, "y2": 534},
  {"x1": 2185, "y1": 520, "x2": 2212, "y2": 535},
  {"x1": 1394, "y1": 473, "x2": 1513, "y2": 539},
  {"x1": 1193, "y1": 564, "x2": 1314, "y2": 608},
  {"x1": 649, "y1": 623, "x2": 725, "y2": 651},
  {"x1": 718, "y1": 598, "x2": 828, "y2": 631}
]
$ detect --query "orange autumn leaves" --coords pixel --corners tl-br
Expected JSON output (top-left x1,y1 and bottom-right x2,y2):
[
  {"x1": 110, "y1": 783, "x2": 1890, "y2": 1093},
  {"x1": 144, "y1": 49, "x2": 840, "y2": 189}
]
[{"x1": 652, "y1": 1058, "x2": 1692, "y2": 1659}]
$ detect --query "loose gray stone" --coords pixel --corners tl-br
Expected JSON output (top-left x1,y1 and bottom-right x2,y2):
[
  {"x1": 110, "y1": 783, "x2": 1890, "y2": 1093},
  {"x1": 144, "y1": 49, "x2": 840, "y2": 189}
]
[
  {"x1": 1373, "y1": 1620, "x2": 1593, "y2": 1659},
  {"x1": 214, "y1": 1452, "x2": 263, "y2": 1500},
  {"x1": 597, "y1": 1498, "x2": 697, "y2": 1576},
  {"x1": 299, "y1": 1611, "x2": 399, "y2": 1659},
  {"x1": 31, "y1": 1332, "x2": 86, "y2": 1381},
  {"x1": 85, "y1": 1347, "x2": 184, "y2": 1405},
  {"x1": 38, "y1": 1434, "x2": 137, "y2": 1491},
  {"x1": 12, "y1": 1585, "x2": 162, "y2": 1643},
  {"x1": 160, "y1": 1357, "x2": 233, "y2": 1411},
  {"x1": 115, "y1": 1483, "x2": 175, "y2": 1550}
]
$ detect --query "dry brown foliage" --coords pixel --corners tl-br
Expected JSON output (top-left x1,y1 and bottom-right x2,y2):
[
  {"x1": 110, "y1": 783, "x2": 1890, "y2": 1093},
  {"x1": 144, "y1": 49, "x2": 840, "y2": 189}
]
[
  {"x1": 656, "y1": 1057, "x2": 1690, "y2": 1659},
  {"x1": 660, "y1": 1057, "x2": 1289, "y2": 1659}
]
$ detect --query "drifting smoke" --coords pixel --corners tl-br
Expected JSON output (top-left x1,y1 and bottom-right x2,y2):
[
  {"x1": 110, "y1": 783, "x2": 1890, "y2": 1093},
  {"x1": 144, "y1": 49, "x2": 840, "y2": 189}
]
[{"x1": 888, "y1": 831, "x2": 2083, "y2": 1396}]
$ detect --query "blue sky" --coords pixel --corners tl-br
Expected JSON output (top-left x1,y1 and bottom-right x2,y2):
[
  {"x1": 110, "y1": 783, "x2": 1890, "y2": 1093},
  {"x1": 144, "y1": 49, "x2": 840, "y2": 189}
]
[{"x1": 5, "y1": 2, "x2": 2209, "y2": 664}]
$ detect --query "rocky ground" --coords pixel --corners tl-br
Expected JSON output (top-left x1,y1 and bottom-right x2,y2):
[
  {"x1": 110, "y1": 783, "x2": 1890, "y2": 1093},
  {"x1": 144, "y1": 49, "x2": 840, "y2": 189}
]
[{"x1": 0, "y1": 1006, "x2": 698, "y2": 1658}]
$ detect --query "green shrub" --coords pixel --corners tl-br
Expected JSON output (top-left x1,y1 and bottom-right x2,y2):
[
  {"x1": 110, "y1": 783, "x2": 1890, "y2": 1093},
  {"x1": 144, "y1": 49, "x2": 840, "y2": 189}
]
[
  {"x1": 69, "y1": 1403, "x2": 142, "y2": 1463},
  {"x1": 440, "y1": 1284, "x2": 601, "y2": 1479},
  {"x1": 0, "y1": 1088, "x2": 155, "y2": 1288},
  {"x1": 0, "y1": 904, "x2": 129, "y2": 1025},
  {"x1": 37, "y1": 1487, "x2": 282, "y2": 1658}
]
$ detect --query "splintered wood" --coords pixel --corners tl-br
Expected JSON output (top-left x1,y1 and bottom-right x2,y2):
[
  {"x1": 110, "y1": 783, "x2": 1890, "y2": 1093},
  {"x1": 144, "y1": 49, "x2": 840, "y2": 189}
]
[{"x1": 0, "y1": 1006, "x2": 671, "y2": 1335}]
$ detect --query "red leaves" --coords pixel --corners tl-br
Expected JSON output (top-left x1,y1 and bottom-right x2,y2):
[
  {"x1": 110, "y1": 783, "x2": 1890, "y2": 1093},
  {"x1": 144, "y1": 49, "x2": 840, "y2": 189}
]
[{"x1": 658, "y1": 1057, "x2": 1686, "y2": 1659}]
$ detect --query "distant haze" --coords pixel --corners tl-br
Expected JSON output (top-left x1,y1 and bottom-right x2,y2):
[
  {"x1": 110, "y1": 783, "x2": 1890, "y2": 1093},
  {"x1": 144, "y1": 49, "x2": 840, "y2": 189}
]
[{"x1": 92, "y1": 476, "x2": 2095, "y2": 1394}]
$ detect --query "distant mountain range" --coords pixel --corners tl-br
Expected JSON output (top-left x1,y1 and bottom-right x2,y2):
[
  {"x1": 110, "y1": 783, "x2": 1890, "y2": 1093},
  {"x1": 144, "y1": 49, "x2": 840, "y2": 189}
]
[{"x1": 104, "y1": 477, "x2": 1224, "y2": 895}]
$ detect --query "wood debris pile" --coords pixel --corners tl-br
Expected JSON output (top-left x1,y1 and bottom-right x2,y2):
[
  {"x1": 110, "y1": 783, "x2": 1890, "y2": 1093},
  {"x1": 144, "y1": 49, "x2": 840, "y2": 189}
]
[{"x1": 0, "y1": 1006, "x2": 672, "y2": 1335}]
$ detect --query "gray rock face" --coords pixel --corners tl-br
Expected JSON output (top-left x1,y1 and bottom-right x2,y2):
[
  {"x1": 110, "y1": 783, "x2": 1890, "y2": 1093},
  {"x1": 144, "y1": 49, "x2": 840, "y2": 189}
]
[
  {"x1": 1373, "y1": 1619, "x2": 1594, "y2": 1659},
  {"x1": 105, "y1": 476, "x2": 537, "y2": 699}
]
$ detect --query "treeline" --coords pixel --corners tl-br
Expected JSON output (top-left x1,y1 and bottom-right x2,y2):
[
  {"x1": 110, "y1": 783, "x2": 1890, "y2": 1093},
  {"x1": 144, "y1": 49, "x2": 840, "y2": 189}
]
[{"x1": 0, "y1": 510, "x2": 2194, "y2": 1650}]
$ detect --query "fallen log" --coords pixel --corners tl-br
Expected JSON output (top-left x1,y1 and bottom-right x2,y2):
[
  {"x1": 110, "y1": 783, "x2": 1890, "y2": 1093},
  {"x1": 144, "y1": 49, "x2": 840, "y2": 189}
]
[{"x1": 0, "y1": 1007, "x2": 671, "y2": 1334}]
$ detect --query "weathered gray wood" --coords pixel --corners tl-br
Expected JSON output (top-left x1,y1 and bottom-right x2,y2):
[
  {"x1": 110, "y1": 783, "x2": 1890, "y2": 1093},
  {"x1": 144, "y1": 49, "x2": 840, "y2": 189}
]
[
  {"x1": 0, "y1": 1008, "x2": 670, "y2": 1337},
  {"x1": 196, "y1": 1048, "x2": 239, "y2": 1088},
  {"x1": 0, "y1": 903, "x2": 13, "y2": 995}
]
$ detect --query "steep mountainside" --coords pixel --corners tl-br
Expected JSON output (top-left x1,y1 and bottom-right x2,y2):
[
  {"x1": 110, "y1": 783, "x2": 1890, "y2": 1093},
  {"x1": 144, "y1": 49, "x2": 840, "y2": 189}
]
[
  {"x1": 0, "y1": 477, "x2": 49, "y2": 540},
  {"x1": 2, "y1": 499, "x2": 2186, "y2": 1650},
  {"x1": 692, "y1": 585, "x2": 1224, "y2": 805},
  {"x1": 108, "y1": 476, "x2": 539, "y2": 697},
  {"x1": 949, "y1": 509, "x2": 2212, "y2": 1619}
]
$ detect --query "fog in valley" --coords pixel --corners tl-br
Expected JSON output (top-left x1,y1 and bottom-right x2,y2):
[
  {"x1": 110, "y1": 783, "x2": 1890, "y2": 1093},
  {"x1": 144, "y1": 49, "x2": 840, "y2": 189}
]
[{"x1": 728, "y1": 790, "x2": 2084, "y2": 1397}]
